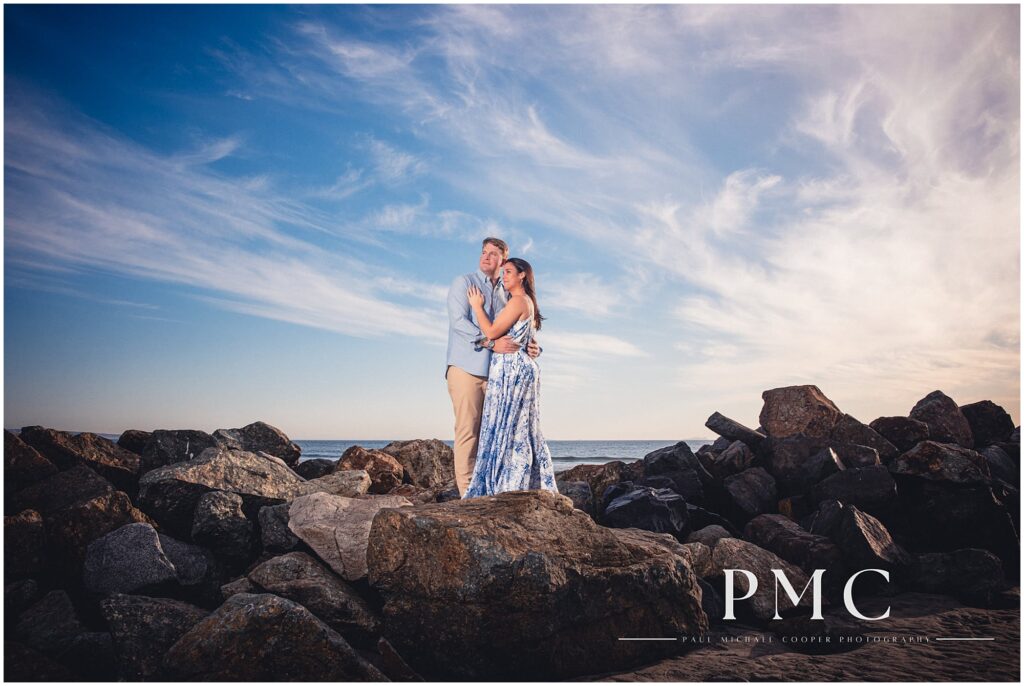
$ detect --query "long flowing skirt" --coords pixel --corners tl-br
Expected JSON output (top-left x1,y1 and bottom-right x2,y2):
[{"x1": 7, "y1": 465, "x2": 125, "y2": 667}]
[{"x1": 463, "y1": 350, "x2": 558, "y2": 497}]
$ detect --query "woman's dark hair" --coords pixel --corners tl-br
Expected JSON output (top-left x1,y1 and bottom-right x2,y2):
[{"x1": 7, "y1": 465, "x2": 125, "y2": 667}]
[{"x1": 504, "y1": 257, "x2": 545, "y2": 330}]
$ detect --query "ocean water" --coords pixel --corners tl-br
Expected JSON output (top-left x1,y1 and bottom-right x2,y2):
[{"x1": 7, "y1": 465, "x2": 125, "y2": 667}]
[{"x1": 295, "y1": 439, "x2": 713, "y2": 471}]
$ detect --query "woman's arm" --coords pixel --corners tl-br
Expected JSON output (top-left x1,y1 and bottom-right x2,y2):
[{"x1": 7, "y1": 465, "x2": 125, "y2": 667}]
[{"x1": 467, "y1": 288, "x2": 527, "y2": 340}]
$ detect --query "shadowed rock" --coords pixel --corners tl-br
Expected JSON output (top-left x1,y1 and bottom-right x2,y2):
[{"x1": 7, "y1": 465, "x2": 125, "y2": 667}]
[
  {"x1": 191, "y1": 491, "x2": 255, "y2": 562},
  {"x1": 960, "y1": 400, "x2": 1015, "y2": 449},
  {"x1": 909, "y1": 390, "x2": 973, "y2": 449},
  {"x1": 46, "y1": 491, "x2": 154, "y2": 573},
  {"x1": 905, "y1": 548, "x2": 1006, "y2": 605},
  {"x1": 759, "y1": 385, "x2": 842, "y2": 440},
  {"x1": 213, "y1": 421, "x2": 301, "y2": 467},
  {"x1": 889, "y1": 441, "x2": 991, "y2": 484},
  {"x1": 5, "y1": 510, "x2": 46, "y2": 580},
  {"x1": 554, "y1": 479, "x2": 595, "y2": 517},
  {"x1": 6, "y1": 579, "x2": 41, "y2": 618},
  {"x1": 10, "y1": 464, "x2": 114, "y2": 517},
  {"x1": 337, "y1": 446, "x2": 405, "y2": 494},
  {"x1": 367, "y1": 490, "x2": 707, "y2": 680},
  {"x1": 247, "y1": 552, "x2": 381, "y2": 645},
  {"x1": 163, "y1": 593, "x2": 385, "y2": 681},
  {"x1": 809, "y1": 465, "x2": 897, "y2": 520},
  {"x1": 765, "y1": 436, "x2": 841, "y2": 496},
  {"x1": 686, "y1": 524, "x2": 733, "y2": 550},
  {"x1": 832, "y1": 444, "x2": 881, "y2": 469},
  {"x1": 834, "y1": 505, "x2": 912, "y2": 574},
  {"x1": 15, "y1": 590, "x2": 85, "y2": 656},
  {"x1": 101, "y1": 594, "x2": 209, "y2": 681},
  {"x1": 258, "y1": 502, "x2": 301, "y2": 553},
  {"x1": 868, "y1": 416, "x2": 930, "y2": 454},
  {"x1": 83, "y1": 523, "x2": 178, "y2": 595},
  {"x1": 744, "y1": 514, "x2": 847, "y2": 589},
  {"x1": 705, "y1": 412, "x2": 766, "y2": 451},
  {"x1": 709, "y1": 440, "x2": 757, "y2": 480},
  {"x1": 140, "y1": 429, "x2": 219, "y2": 474},
  {"x1": 828, "y1": 414, "x2": 899, "y2": 463},
  {"x1": 294, "y1": 458, "x2": 335, "y2": 480},
  {"x1": 981, "y1": 445, "x2": 1018, "y2": 484},
  {"x1": 116, "y1": 430, "x2": 152, "y2": 457},
  {"x1": 19, "y1": 426, "x2": 140, "y2": 494},
  {"x1": 603, "y1": 487, "x2": 690, "y2": 541},
  {"x1": 642, "y1": 441, "x2": 714, "y2": 504},
  {"x1": 4, "y1": 431, "x2": 57, "y2": 496},
  {"x1": 708, "y1": 537, "x2": 813, "y2": 622},
  {"x1": 722, "y1": 467, "x2": 777, "y2": 526},
  {"x1": 380, "y1": 439, "x2": 454, "y2": 488},
  {"x1": 559, "y1": 461, "x2": 630, "y2": 512}
]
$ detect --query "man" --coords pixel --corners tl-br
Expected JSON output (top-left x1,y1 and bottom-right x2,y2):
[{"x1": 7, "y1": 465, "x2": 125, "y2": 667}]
[{"x1": 446, "y1": 237, "x2": 540, "y2": 495}]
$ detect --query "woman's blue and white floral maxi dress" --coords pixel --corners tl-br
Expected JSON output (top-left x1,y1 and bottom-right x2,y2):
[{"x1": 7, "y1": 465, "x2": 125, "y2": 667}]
[{"x1": 463, "y1": 317, "x2": 559, "y2": 498}]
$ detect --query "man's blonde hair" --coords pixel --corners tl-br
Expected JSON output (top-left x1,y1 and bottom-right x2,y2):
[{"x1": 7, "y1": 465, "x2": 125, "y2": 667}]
[{"x1": 482, "y1": 237, "x2": 509, "y2": 257}]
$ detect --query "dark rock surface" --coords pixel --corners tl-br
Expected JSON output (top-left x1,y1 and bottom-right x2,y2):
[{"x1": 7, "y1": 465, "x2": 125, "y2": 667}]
[
  {"x1": 100, "y1": 593, "x2": 209, "y2": 681},
  {"x1": 832, "y1": 443, "x2": 881, "y2": 469},
  {"x1": 14, "y1": 590, "x2": 85, "y2": 655},
  {"x1": 212, "y1": 421, "x2": 302, "y2": 467},
  {"x1": 759, "y1": 385, "x2": 842, "y2": 440},
  {"x1": 909, "y1": 390, "x2": 973, "y2": 449},
  {"x1": 809, "y1": 465, "x2": 897, "y2": 520},
  {"x1": 960, "y1": 400, "x2": 1015, "y2": 449},
  {"x1": 708, "y1": 440, "x2": 756, "y2": 480},
  {"x1": 834, "y1": 505, "x2": 912, "y2": 574},
  {"x1": 6, "y1": 579, "x2": 41, "y2": 619},
  {"x1": 828, "y1": 414, "x2": 899, "y2": 463},
  {"x1": 191, "y1": 490, "x2": 255, "y2": 562},
  {"x1": 337, "y1": 445, "x2": 405, "y2": 494},
  {"x1": 46, "y1": 490, "x2": 154, "y2": 573},
  {"x1": 906, "y1": 548, "x2": 1006, "y2": 604},
  {"x1": 5, "y1": 509, "x2": 47, "y2": 580},
  {"x1": 889, "y1": 440, "x2": 991, "y2": 484},
  {"x1": 603, "y1": 486, "x2": 690, "y2": 541},
  {"x1": 721, "y1": 467, "x2": 777, "y2": 525},
  {"x1": 708, "y1": 537, "x2": 813, "y2": 622},
  {"x1": 367, "y1": 490, "x2": 707, "y2": 679},
  {"x1": 19, "y1": 426, "x2": 140, "y2": 494},
  {"x1": 83, "y1": 523, "x2": 177, "y2": 595},
  {"x1": 765, "y1": 436, "x2": 840, "y2": 496},
  {"x1": 743, "y1": 514, "x2": 846, "y2": 581},
  {"x1": 981, "y1": 445, "x2": 1018, "y2": 484},
  {"x1": 140, "y1": 429, "x2": 219, "y2": 473},
  {"x1": 380, "y1": 439, "x2": 454, "y2": 488},
  {"x1": 868, "y1": 416, "x2": 930, "y2": 454},
  {"x1": 157, "y1": 533, "x2": 223, "y2": 605},
  {"x1": 258, "y1": 502, "x2": 301, "y2": 553},
  {"x1": 116, "y1": 429, "x2": 152, "y2": 457},
  {"x1": 246, "y1": 552, "x2": 381, "y2": 645},
  {"x1": 10, "y1": 464, "x2": 114, "y2": 516},
  {"x1": 555, "y1": 479, "x2": 595, "y2": 516},
  {"x1": 4, "y1": 430, "x2": 58, "y2": 496},
  {"x1": 163, "y1": 593, "x2": 385, "y2": 681},
  {"x1": 705, "y1": 412, "x2": 766, "y2": 450},
  {"x1": 294, "y1": 458, "x2": 335, "y2": 480}
]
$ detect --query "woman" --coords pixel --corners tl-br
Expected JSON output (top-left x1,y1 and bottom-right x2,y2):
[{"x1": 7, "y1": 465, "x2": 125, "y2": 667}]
[{"x1": 462, "y1": 257, "x2": 558, "y2": 498}]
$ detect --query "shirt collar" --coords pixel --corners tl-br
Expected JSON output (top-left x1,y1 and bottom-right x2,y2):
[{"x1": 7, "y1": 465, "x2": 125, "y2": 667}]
[{"x1": 477, "y1": 269, "x2": 503, "y2": 289}]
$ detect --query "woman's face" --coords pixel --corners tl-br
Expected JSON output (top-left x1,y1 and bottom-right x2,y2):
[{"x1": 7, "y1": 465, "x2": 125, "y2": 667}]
[{"x1": 502, "y1": 262, "x2": 524, "y2": 290}]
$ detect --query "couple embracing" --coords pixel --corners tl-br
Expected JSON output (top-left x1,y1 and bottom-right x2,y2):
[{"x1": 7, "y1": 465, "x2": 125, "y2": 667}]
[{"x1": 445, "y1": 237, "x2": 559, "y2": 499}]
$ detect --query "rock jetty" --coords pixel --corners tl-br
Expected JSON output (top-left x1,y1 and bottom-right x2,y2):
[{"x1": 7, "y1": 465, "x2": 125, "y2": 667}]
[{"x1": 4, "y1": 387, "x2": 1019, "y2": 681}]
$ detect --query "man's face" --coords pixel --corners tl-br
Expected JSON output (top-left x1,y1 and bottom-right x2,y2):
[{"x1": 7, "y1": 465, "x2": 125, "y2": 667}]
[{"x1": 478, "y1": 243, "x2": 504, "y2": 277}]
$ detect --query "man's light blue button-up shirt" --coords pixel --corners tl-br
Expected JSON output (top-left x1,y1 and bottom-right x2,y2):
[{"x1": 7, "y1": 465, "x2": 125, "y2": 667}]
[{"x1": 446, "y1": 269, "x2": 508, "y2": 378}]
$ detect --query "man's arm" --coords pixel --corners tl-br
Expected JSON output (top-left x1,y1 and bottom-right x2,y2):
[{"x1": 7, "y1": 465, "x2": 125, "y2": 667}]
[{"x1": 447, "y1": 276, "x2": 484, "y2": 346}]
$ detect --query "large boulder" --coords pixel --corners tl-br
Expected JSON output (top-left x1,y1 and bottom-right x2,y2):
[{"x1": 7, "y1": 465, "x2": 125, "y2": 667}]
[
  {"x1": 686, "y1": 525, "x2": 733, "y2": 550},
  {"x1": 809, "y1": 465, "x2": 897, "y2": 520},
  {"x1": 46, "y1": 491, "x2": 154, "y2": 573},
  {"x1": 191, "y1": 491, "x2": 255, "y2": 562},
  {"x1": 557, "y1": 461, "x2": 630, "y2": 511},
  {"x1": 137, "y1": 447, "x2": 366, "y2": 537},
  {"x1": 908, "y1": 390, "x2": 973, "y2": 449},
  {"x1": 834, "y1": 505, "x2": 912, "y2": 574},
  {"x1": 258, "y1": 503, "x2": 301, "y2": 553},
  {"x1": 163, "y1": 593, "x2": 385, "y2": 680},
  {"x1": 83, "y1": 523, "x2": 178, "y2": 595},
  {"x1": 367, "y1": 490, "x2": 707, "y2": 680},
  {"x1": 212, "y1": 421, "x2": 301, "y2": 467},
  {"x1": 981, "y1": 445, "x2": 1018, "y2": 484},
  {"x1": 642, "y1": 441, "x2": 714, "y2": 503},
  {"x1": 764, "y1": 436, "x2": 840, "y2": 496},
  {"x1": 959, "y1": 400, "x2": 1015, "y2": 449},
  {"x1": 743, "y1": 514, "x2": 846, "y2": 583},
  {"x1": 889, "y1": 440, "x2": 991, "y2": 484},
  {"x1": 554, "y1": 479, "x2": 595, "y2": 517},
  {"x1": 708, "y1": 440, "x2": 756, "y2": 480},
  {"x1": 708, "y1": 537, "x2": 813, "y2": 622},
  {"x1": 9, "y1": 464, "x2": 114, "y2": 516},
  {"x1": 287, "y1": 492, "x2": 413, "y2": 581},
  {"x1": 336, "y1": 446, "x2": 404, "y2": 494},
  {"x1": 831, "y1": 444, "x2": 881, "y2": 469},
  {"x1": 14, "y1": 590, "x2": 85, "y2": 656},
  {"x1": 100, "y1": 594, "x2": 209, "y2": 681},
  {"x1": 116, "y1": 430, "x2": 152, "y2": 457},
  {"x1": 18, "y1": 427, "x2": 140, "y2": 495},
  {"x1": 905, "y1": 548, "x2": 1006, "y2": 604},
  {"x1": 705, "y1": 412, "x2": 766, "y2": 451},
  {"x1": 721, "y1": 467, "x2": 777, "y2": 526},
  {"x1": 246, "y1": 552, "x2": 381, "y2": 645},
  {"x1": 380, "y1": 439, "x2": 454, "y2": 488},
  {"x1": 157, "y1": 534, "x2": 223, "y2": 606},
  {"x1": 5, "y1": 510, "x2": 46, "y2": 580},
  {"x1": 828, "y1": 414, "x2": 899, "y2": 463},
  {"x1": 759, "y1": 385, "x2": 842, "y2": 440},
  {"x1": 140, "y1": 429, "x2": 219, "y2": 473},
  {"x1": 294, "y1": 458, "x2": 335, "y2": 480},
  {"x1": 868, "y1": 416, "x2": 930, "y2": 453},
  {"x1": 603, "y1": 487, "x2": 690, "y2": 541},
  {"x1": 4, "y1": 431, "x2": 57, "y2": 496}
]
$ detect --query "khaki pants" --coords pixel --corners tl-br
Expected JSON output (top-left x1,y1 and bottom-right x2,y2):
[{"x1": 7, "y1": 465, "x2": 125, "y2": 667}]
[{"x1": 446, "y1": 365, "x2": 488, "y2": 495}]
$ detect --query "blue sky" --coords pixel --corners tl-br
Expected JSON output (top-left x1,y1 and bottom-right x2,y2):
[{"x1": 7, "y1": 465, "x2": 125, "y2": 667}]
[{"x1": 4, "y1": 4, "x2": 1020, "y2": 440}]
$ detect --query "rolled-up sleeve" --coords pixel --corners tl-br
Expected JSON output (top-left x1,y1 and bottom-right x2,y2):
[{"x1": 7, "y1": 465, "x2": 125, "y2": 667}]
[{"x1": 448, "y1": 275, "x2": 482, "y2": 344}]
